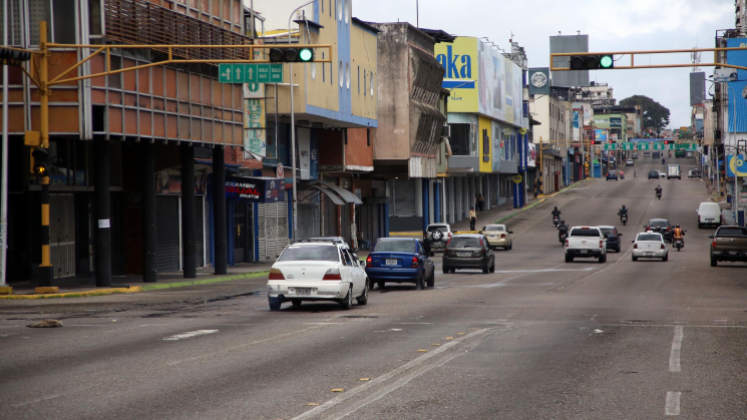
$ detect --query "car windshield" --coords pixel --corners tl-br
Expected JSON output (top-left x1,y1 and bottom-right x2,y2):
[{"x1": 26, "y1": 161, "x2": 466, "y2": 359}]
[
  {"x1": 448, "y1": 237, "x2": 481, "y2": 248},
  {"x1": 649, "y1": 171, "x2": 658, "y2": 176},
  {"x1": 373, "y1": 240, "x2": 416, "y2": 253},
  {"x1": 427, "y1": 225, "x2": 449, "y2": 233},
  {"x1": 650, "y1": 220, "x2": 668, "y2": 227},
  {"x1": 484, "y1": 226, "x2": 505, "y2": 232},
  {"x1": 570, "y1": 228, "x2": 599, "y2": 237},
  {"x1": 600, "y1": 228, "x2": 616, "y2": 237},
  {"x1": 278, "y1": 245, "x2": 340, "y2": 262},
  {"x1": 717, "y1": 227, "x2": 747, "y2": 238},
  {"x1": 638, "y1": 234, "x2": 662, "y2": 242}
]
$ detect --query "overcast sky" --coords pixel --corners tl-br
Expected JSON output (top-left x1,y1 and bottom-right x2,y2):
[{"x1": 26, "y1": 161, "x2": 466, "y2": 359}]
[{"x1": 352, "y1": 0, "x2": 735, "y2": 128}]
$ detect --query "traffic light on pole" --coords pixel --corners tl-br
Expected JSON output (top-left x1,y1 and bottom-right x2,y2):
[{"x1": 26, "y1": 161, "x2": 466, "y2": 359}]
[
  {"x1": 0, "y1": 47, "x2": 32, "y2": 64},
  {"x1": 269, "y1": 47, "x2": 314, "y2": 63},
  {"x1": 570, "y1": 54, "x2": 614, "y2": 70},
  {"x1": 31, "y1": 147, "x2": 50, "y2": 178},
  {"x1": 590, "y1": 140, "x2": 602, "y2": 145}
]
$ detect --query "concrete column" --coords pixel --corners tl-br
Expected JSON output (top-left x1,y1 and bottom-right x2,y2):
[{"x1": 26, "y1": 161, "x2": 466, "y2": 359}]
[
  {"x1": 415, "y1": 179, "x2": 423, "y2": 217},
  {"x1": 141, "y1": 142, "x2": 157, "y2": 283},
  {"x1": 213, "y1": 146, "x2": 227, "y2": 275},
  {"x1": 94, "y1": 138, "x2": 111, "y2": 287},
  {"x1": 429, "y1": 180, "x2": 435, "y2": 224},
  {"x1": 181, "y1": 144, "x2": 196, "y2": 279}
]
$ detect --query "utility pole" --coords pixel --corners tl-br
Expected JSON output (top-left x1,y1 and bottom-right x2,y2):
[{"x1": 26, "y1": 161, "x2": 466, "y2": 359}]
[
  {"x1": 539, "y1": 137, "x2": 543, "y2": 194},
  {"x1": 38, "y1": 22, "x2": 53, "y2": 289},
  {"x1": 0, "y1": 0, "x2": 8, "y2": 289}
]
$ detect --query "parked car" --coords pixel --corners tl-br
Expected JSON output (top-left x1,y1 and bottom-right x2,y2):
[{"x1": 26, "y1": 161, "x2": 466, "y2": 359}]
[
  {"x1": 442, "y1": 234, "x2": 495, "y2": 274},
  {"x1": 644, "y1": 218, "x2": 673, "y2": 242},
  {"x1": 424, "y1": 223, "x2": 452, "y2": 253},
  {"x1": 365, "y1": 238, "x2": 435, "y2": 289},
  {"x1": 648, "y1": 170, "x2": 660, "y2": 180},
  {"x1": 688, "y1": 169, "x2": 702, "y2": 178},
  {"x1": 267, "y1": 242, "x2": 368, "y2": 310},
  {"x1": 697, "y1": 202, "x2": 722, "y2": 228},
  {"x1": 710, "y1": 226, "x2": 747, "y2": 266},
  {"x1": 606, "y1": 171, "x2": 618, "y2": 181},
  {"x1": 480, "y1": 224, "x2": 514, "y2": 250},
  {"x1": 626, "y1": 158, "x2": 634, "y2": 166},
  {"x1": 564, "y1": 226, "x2": 607, "y2": 263},
  {"x1": 599, "y1": 226, "x2": 623, "y2": 252},
  {"x1": 631, "y1": 232, "x2": 668, "y2": 262}
]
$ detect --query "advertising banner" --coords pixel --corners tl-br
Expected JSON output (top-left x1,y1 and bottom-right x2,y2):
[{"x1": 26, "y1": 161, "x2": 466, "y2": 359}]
[
  {"x1": 436, "y1": 38, "x2": 478, "y2": 114},
  {"x1": 528, "y1": 142, "x2": 536, "y2": 168},
  {"x1": 727, "y1": 155, "x2": 747, "y2": 178},
  {"x1": 225, "y1": 176, "x2": 285, "y2": 203},
  {"x1": 572, "y1": 110, "x2": 580, "y2": 141},
  {"x1": 610, "y1": 117, "x2": 622, "y2": 128},
  {"x1": 726, "y1": 38, "x2": 747, "y2": 132},
  {"x1": 518, "y1": 129, "x2": 528, "y2": 172},
  {"x1": 528, "y1": 68, "x2": 550, "y2": 95},
  {"x1": 244, "y1": 83, "x2": 266, "y2": 157},
  {"x1": 595, "y1": 129, "x2": 608, "y2": 141}
]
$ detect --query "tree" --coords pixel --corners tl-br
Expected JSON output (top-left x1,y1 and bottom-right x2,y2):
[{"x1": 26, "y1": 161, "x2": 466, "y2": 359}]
[{"x1": 619, "y1": 95, "x2": 671, "y2": 135}]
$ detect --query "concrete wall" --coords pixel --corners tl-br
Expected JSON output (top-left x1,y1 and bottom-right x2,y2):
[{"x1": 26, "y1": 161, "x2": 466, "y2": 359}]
[
  {"x1": 350, "y1": 22, "x2": 378, "y2": 121},
  {"x1": 345, "y1": 128, "x2": 374, "y2": 170}
]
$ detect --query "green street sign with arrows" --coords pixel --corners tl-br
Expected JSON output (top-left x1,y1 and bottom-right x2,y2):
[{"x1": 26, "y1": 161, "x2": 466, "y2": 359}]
[{"x1": 218, "y1": 64, "x2": 283, "y2": 83}]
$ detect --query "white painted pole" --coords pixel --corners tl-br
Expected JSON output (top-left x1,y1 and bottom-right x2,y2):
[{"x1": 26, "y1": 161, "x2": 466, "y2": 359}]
[{"x1": 1, "y1": 0, "x2": 10, "y2": 286}]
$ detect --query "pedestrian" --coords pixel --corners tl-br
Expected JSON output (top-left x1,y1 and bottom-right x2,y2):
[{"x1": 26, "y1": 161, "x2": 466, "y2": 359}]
[
  {"x1": 477, "y1": 193, "x2": 484, "y2": 212},
  {"x1": 469, "y1": 207, "x2": 477, "y2": 231},
  {"x1": 634, "y1": 170, "x2": 637, "y2": 178},
  {"x1": 534, "y1": 183, "x2": 539, "y2": 199}
]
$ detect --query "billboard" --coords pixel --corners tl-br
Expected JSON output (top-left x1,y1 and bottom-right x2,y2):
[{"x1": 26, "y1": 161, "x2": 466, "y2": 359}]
[
  {"x1": 550, "y1": 35, "x2": 589, "y2": 87},
  {"x1": 726, "y1": 38, "x2": 747, "y2": 132},
  {"x1": 436, "y1": 37, "x2": 526, "y2": 128},
  {"x1": 527, "y1": 142, "x2": 536, "y2": 168},
  {"x1": 225, "y1": 176, "x2": 286, "y2": 203},
  {"x1": 595, "y1": 129, "x2": 608, "y2": 141},
  {"x1": 689, "y1": 72, "x2": 705, "y2": 106},
  {"x1": 528, "y1": 67, "x2": 550, "y2": 95}
]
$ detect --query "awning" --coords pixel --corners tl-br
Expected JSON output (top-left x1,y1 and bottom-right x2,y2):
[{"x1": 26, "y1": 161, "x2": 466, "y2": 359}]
[
  {"x1": 301, "y1": 183, "x2": 346, "y2": 206},
  {"x1": 318, "y1": 181, "x2": 363, "y2": 205}
]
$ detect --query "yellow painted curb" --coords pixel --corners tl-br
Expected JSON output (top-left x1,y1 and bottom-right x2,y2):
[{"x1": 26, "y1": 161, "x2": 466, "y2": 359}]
[
  {"x1": 0, "y1": 286, "x2": 13, "y2": 295},
  {"x1": 0, "y1": 287, "x2": 143, "y2": 300},
  {"x1": 35, "y1": 287, "x2": 59, "y2": 294}
]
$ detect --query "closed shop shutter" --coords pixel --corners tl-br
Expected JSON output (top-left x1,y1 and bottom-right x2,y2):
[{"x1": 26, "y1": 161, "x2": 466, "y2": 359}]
[
  {"x1": 49, "y1": 194, "x2": 76, "y2": 279},
  {"x1": 195, "y1": 196, "x2": 204, "y2": 267},
  {"x1": 297, "y1": 203, "x2": 320, "y2": 240},
  {"x1": 393, "y1": 180, "x2": 416, "y2": 217},
  {"x1": 258, "y1": 202, "x2": 289, "y2": 262},
  {"x1": 324, "y1": 196, "x2": 337, "y2": 236},
  {"x1": 341, "y1": 205, "x2": 352, "y2": 245},
  {"x1": 156, "y1": 196, "x2": 180, "y2": 272}
]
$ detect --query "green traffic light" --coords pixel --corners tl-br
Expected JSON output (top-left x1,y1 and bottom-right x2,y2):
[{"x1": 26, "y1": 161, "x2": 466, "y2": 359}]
[
  {"x1": 600, "y1": 55, "x2": 613, "y2": 68},
  {"x1": 298, "y1": 48, "x2": 313, "y2": 62}
]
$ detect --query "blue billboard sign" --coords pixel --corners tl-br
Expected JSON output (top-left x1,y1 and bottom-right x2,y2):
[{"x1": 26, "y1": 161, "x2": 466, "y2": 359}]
[{"x1": 726, "y1": 38, "x2": 747, "y2": 132}]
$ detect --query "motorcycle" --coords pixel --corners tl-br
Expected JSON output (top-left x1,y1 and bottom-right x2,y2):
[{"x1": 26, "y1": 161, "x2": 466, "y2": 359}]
[
  {"x1": 656, "y1": 191, "x2": 662, "y2": 200},
  {"x1": 553, "y1": 215, "x2": 560, "y2": 227},
  {"x1": 620, "y1": 173, "x2": 625, "y2": 180},
  {"x1": 674, "y1": 238, "x2": 683, "y2": 251},
  {"x1": 559, "y1": 231, "x2": 568, "y2": 244},
  {"x1": 620, "y1": 213, "x2": 628, "y2": 226}
]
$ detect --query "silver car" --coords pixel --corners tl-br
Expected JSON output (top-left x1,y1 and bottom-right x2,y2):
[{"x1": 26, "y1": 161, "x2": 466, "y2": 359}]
[{"x1": 631, "y1": 232, "x2": 668, "y2": 262}]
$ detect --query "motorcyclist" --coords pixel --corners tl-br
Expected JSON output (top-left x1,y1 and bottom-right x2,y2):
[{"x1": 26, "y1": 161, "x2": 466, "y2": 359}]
[
  {"x1": 551, "y1": 206, "x2": 561, "y2": 224},
  {"x1": 620, "y1": 169, "x2": 625, "y2": 179},
  {"x1": 673, "y1": 224, "x2": 685, "y2": 246},
  {"x1": 662, "y1": 158, "x2": 666, "y2": 165},
  {"x1": 557, "y1": 219, "x2": 569, "y2": 242},
  {"x1": 655, "y1": 185, "x2": 663, "y2": 197},
  {"x1": 618, "y1": 205, "x2": 628, "y2": 218}
]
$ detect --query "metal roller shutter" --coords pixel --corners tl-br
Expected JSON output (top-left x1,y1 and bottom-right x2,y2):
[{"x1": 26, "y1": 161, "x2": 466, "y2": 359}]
[
  {"x1": 324, "y1": 196, "x2": 337, "y2": 237},
  {"x1": 393, "y1": 180, "x2": 416, "y2": 217},
  {"x1": 341, "y1": 205, "x2": 352, "y2": 246},
  {"x1": 49, "y1": 194, "x2": 76, "y2": 279},
  {"x1": 156, "y1": 196, "x2": 180, "y2": 272},
  {"x1": 195, "y1": 196, "x2": 204, "y2": 267},
  {"x1": 297, "y1": 203, "x2": 320, "y2": 240},
  {"x1": 258, "y1": 202, "x2": 289, "y2": 262}
]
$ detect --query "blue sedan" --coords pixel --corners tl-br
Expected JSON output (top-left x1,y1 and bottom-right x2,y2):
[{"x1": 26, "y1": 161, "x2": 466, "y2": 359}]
[
  {"x1": 606, "y1": 171, "x2": 618, "y2": 181},
  {"x1": 365, "y1": 238, "x2": 435, "y2": 290}
]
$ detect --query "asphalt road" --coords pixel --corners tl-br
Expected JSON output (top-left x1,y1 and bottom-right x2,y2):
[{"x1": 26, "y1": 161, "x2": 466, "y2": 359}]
[{"x1": 2, "y1": 156, "x2": 745, "y2": 420}]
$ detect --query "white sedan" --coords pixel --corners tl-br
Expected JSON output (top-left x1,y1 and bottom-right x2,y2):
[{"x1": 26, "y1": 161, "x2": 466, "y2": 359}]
[
  {"x1": 631, "y1": 232, "x2": 668, "y2": 262},
  {"x1": 267, "y1": 242, "x2": 368, "y2": 310},
  {"x1": 658, "y1": 171, "x2": 667, "y2": 178}
]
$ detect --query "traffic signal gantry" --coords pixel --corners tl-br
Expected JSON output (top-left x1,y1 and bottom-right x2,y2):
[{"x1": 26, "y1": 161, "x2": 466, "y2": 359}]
[
  {"x1": 570, "y1": 54, "x2": 614, "y2": 70},
  {"x1": 2, "y1": 21, "x2": 331, "y2": 291},
  {"x1": 552, "y1": 47, "x2": 747, "y2": 72}
]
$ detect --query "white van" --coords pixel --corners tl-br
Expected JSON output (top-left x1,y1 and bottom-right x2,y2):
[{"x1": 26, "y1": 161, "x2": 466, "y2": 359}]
[
  {"x1": 697, "y1": 202, "x2": 722, "y2": 228},
  {"x1": 667, "y1": 164, "x2": 681, "y2": 179}
]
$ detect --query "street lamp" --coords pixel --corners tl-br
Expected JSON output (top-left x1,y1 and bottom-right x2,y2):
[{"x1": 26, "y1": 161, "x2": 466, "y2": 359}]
[{"x1": 287, "y1": 0, "x2": 316, "y2": 242}]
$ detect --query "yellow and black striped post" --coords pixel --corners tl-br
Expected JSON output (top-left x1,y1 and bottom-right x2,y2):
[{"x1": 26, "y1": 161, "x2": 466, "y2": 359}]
[{"x1": 37, "y1": 21, "x2": 54, "y2": 289}]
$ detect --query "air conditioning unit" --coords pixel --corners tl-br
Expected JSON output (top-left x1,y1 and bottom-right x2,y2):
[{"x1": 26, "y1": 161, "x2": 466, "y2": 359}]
[{"x1": 441, "y1": 125, "x2": 451, "y2": 138}]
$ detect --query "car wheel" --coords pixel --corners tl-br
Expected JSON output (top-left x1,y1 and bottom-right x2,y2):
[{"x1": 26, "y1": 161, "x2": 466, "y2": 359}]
[
  {"x1": 339, "y1": 286, "x2": 353, "y2": 310},
  {"x1": 663, "y1": 253, "x2": 668, "y2": 262},
  {"x1": 489, "y1": 262, "x2": 495, "y2": 273},
  {"x1": 482, "y1": 264, "x2": 489, "y2": 274},
  {"x1": 599, "y1": 254, "x2": 607, "y2": 263},
  {"x1": 269, "y1": 297, "x2": 282, "y2": 311},
  {"x1": 415, "y1": 272, "x2": 425, "y2": 290},
  {"x1": 616, "y1": 246, "x2": 621, "y2": 253},
  {"x1": 509, "y1": 242, "x2": 513, "y2": 250},
  {"x1": 698, "y1": 223, "x2": 702, "y2": 229},
  {"x1": 565, "y1": 255, "x2": 573, "y2": 263},
  {"x1": 356, "y1": 281, "x2": 369, "y2": 305},
  {"x1": 291, "y1": 299, "x2": 302, "y2": 307},
  {"x1": 449, "y1": 268, "x2": 456, "y2": 274},
  {"x1": 711, "y1": 258, "x2": 717, "y2": 267},
  {"x1": 378, "y1": 281, "x2": 385, "y2": 289},
  {"x1": 442, "y1": 265, "x2": 449, "y2": 274},
  {"x1": 426, "y1": 269, "x2": 435, "y2": 288},
  {"x1": 632, "y1": 256, "x2": 638, "y2": 261}
]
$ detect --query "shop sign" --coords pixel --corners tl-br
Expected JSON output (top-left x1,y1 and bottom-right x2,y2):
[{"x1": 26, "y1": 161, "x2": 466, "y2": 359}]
[
  {"x1": 727, "y1": 154, "x2": 747, "y2": 178},
  {"x1": 244, "y1": 83, "x2": 266, "y2": 157},
  {"x1": 225, "y1": 176, "x2": 286, "y2": 203}
]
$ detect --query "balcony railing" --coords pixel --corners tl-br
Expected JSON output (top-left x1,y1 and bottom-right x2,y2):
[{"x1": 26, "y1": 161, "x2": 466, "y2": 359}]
[{"x1": 105, "y1": 0, "x2": 252, "y2": 61}]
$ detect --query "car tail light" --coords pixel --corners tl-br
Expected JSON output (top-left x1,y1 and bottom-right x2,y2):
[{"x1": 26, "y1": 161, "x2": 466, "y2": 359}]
[
  {"x1": 667, "y1": 226, "x2": 671, "y2": 231},
  {"x1": 565, "y1": 239, "x2": 569, "y2": 247},
  {"x1": 323, "y1": 269, "x2": 342, "y2": 280},
  {"x1": 661, "y1": 244, "x2": 666, "y2": 249},
  {"x1": 713, "y1": 239, "x2": 717, "y2": 248},
  {"x1": 448, "y1": 232, "x2": 452, "y2": 239},
  {"x1": 366, "y1": 256, "x2": 372, "y2": 267},
  {"x1": 634, "y1": 243, "x2": 638, "y2": 249},
  {"x1": 501, "y1": 234, "x2": 506, "y2": 239},
  {"x1": 411, "y1": 257, "x2": 419, "y2": 268},
  {"x1": 599, "y1": 240, "x2": 603, "y2": 248},
  {"x1": 269, "y1": 268, "x2": 285, "y2": 280}
]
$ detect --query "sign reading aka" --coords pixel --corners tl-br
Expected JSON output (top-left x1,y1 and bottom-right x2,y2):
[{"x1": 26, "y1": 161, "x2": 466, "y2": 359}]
[{"x1": 436, "y1": 45, "x2": 473, "y2": 79}]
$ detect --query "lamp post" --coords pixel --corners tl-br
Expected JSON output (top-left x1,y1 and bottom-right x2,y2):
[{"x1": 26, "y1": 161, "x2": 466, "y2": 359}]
[{"x1": 287, "y1": 0, "x2": 316, "y2": 242}]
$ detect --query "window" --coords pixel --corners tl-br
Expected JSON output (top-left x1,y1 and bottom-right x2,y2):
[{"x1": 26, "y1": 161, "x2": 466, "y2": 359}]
[
  {"x1": 373, "y1": 239, "x2": 415, "y2": 253},
  {"x1": 339, "y1": 60, "x2": 343, "y2": 87},
  {"x1": 569, "y1": 228, "x2": 601, "y2": 237},
  {"x1": 342, "y1": 249, "x2": 354, "y2": 266},
  {"x1": 322, "y1": 52, "x2": 325, "y2": 82},
  {"x1": 329, "y1": 0, "x2": 331, "y2": 17},
  {"x1": 637, "y1": 234, "x2": 662, "y2": 242},
  {"x1": 89, "y1": 0, "x2": 103, "y2": 36},
  {"x1": 345, "y1": 62, "x2": 350, "y2": 89},
  {"x1": 278, "y1": 245, "x2": 339, "y2": 262},
  {"x1": 482, "y1": 129, "x2": 489, "y2": 162},
  {"x1": 337, "y1": 0, "x2": 342, "y2": 21},
  {"x1": 450, "y1": 124, "x2": 471, "y2": 156},
  {"x1": 344, "y1": 0, "x2": 349, "y2": 24},
  {"x1": 370, "y1": 71, "x2": 375, "y2": 96},
  {"x1": 29, "y1": 0, "x2": 51, "y2": 46},
  {"x1": 53, "y1": 0, "x2": 77, "y2": 44},
  {"x1": 364, "y1": 72, "x2": 367, "y2": 96},
  {"x1": 447, "y1": 237, "x2": 481, "y2": 248}
]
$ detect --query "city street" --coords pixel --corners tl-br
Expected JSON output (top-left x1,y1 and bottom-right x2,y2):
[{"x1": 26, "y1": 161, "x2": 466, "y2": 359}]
[{"x1": 2, "y1": 157, "x2": 745, "y2": 420}]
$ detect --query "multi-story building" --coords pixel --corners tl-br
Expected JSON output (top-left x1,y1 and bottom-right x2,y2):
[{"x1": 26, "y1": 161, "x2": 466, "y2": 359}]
[
  {"x1": 2, "y1": 0, "x2": 254, "y2": 284},
  {"x1": 737, "y1": 0, "x2": 747, "y2": 35},
  {"x1": 529, "y1": 86, "x2": 571, "y2": 194}
]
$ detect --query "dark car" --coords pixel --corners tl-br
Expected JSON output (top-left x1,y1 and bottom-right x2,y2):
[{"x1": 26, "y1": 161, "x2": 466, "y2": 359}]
[
  {"x1": 365, "y1": 238, "x2": 435, "y2": 289},
  {"x1": 648, "y1": 170, "x2": 660, "y2": 180},
  {"x1": 606, "y1": 171, "x2": 618, "y2": 181},
  {"x1": 645, "y1": 218, "x2": 673, "y2": 242},
  {"x1": 599, "y1": 226, "x2": 623, "y2": 252},
  {"x1": 442, "y1": 234, "x2": 495, "y2": 274},
  {"x1": 710, "y1": 226, "x2": 747, "y2": 267}
]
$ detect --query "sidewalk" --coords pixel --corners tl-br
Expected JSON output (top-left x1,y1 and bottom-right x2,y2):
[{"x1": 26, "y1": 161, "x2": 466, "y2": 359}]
[{"x1": 1, "y1": 262, "x2": 274, "y2": 299}]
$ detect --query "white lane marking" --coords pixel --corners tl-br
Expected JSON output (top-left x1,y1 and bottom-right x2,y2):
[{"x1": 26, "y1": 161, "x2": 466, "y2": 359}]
[
  {"x1": 669, "y1": 326, "x2": 683, "y2": 373},
  {"x1": 12, "y1": 384, "x2": 98, "y2": 407},
  {"x1": 492, "y1": 267, "x2": 596, "y2": 274},
  {"x1": 665, "y1": 391, "x2": 681, "y2": 416},
  {"x1": 163, "y1": 330, "x2": 218, "y2": 341},
  {"x1": 291, "y1": 327, "x2": 501, "y2": 420}
]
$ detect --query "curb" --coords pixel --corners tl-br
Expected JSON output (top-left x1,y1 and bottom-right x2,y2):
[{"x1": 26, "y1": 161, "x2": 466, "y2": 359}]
[{"x1": 0, "y1": 270, "x2": 271, "y2": 299}]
